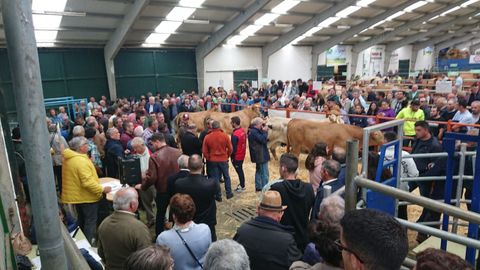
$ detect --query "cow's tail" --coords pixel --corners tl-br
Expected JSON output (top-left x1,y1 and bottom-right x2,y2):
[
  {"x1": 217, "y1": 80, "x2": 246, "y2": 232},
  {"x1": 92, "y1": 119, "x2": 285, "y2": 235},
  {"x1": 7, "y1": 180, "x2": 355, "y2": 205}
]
[{"x1": 174, "y1": 113, "x2": 182, "y2": 134}]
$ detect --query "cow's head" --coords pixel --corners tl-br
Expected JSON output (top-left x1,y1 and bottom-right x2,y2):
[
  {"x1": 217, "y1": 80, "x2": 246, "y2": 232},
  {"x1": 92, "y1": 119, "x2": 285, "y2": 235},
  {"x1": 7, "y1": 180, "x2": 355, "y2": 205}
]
[{"x1": 369, "y1": 131, "x2": 385, "y2": 145}]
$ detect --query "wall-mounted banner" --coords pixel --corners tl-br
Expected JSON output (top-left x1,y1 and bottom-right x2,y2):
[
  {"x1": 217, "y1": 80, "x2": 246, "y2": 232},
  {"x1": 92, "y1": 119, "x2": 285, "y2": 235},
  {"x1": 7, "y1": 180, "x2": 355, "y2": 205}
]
[
  {"x1": 423, "y1": 47, "x2": 433, "y2": 56},
  {"x1": 370, "y1": 47, "x2": 383, "y2": 60},
  {"x1": 470, "y1": 54, "x2": 480, "y2": 64},
  {"x1": 326, "y1": 45, "x2": 347, "y2": 66}
]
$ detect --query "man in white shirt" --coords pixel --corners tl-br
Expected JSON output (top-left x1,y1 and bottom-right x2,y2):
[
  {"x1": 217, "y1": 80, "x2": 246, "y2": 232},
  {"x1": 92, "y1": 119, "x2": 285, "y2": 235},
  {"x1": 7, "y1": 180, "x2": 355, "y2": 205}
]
[
  {"x1": 452, "y1": 99, "x2": 475, "y2": 132},
  {"x1": 383, "y1": 131, "x2": 419, "y2": 220},
  {"x1": 131, "y1": 137, "x2": 156, "y2": 227},
  {"x1": 455, "y1": 74, "x2": 463, "y2": 91}
]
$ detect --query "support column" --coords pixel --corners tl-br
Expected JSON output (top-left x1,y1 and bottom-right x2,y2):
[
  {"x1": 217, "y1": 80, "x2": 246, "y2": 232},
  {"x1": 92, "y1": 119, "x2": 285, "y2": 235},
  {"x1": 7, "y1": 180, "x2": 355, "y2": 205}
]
[
  {"x1": 311, "y1": 51, "x2": 320, "y2": 80},
  {"x1": 105, "y1": 58, "x2": 117, "y2": 100},
  {"x1": 261, "y1": 48, "x2": 269, "y2": 80},
  {"x1": 350, "y1": 51, "x2": 359, "y2": 79},
  {"x1": 196, "y1": 54, "x2": 205, "y2": 95},
  {"x1": 1, "y1": 0, "x2": 68, "y2": 268},
  {"x1": 383, "y1": 50, "x2": 392, "y2": 76},
  {"x1": 410, "y1": 46, "x2": 418, "y2": 73}
]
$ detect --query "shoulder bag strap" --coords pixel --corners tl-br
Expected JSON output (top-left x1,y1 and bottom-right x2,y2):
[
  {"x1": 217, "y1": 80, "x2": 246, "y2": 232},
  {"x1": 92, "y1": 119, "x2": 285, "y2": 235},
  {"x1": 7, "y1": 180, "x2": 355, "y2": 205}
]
[{"x1": 175, "y1": 229, "x2": 204, "y2": 269}]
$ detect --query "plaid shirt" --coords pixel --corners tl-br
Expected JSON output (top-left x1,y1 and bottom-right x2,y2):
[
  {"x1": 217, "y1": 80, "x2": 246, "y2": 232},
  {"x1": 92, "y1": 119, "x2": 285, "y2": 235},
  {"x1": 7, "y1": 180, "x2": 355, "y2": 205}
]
[{"x1": 87, "y1": 140, "x2": 102, "y2": 168}]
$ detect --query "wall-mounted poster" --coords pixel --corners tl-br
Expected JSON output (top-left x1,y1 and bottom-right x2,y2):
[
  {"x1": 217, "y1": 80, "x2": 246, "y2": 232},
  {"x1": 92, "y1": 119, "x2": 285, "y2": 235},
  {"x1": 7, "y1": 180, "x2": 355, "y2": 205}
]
[
  {"x1": 326, "y1": 45, "x2": 347, "y2": 66},
  {"x1": 370, "y1": 47, "x2": 383, "y2": 60},
  {"x1": 423, "y1": 47, "x2": 433, "y2": 56},
  {"x1": 470, "y1": 54, "x2": 480, "y2": 64}
]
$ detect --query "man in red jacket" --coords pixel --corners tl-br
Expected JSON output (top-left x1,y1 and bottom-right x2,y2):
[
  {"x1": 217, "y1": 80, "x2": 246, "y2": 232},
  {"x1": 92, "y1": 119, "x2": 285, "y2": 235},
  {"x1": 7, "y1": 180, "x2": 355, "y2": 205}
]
[
  {"x1": 202, "y1": 120, "x2": 234, "y2": 201},
  {"x1": 230, "y1": 116, "x2": 247, "y2": 192}
]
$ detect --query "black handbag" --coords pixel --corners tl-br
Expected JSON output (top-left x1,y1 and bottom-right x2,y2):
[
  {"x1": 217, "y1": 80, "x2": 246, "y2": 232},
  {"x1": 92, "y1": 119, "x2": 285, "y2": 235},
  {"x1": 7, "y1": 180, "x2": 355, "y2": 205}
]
[{"x1": 175, "y1": 230, "x2": 204, "y2": 269}]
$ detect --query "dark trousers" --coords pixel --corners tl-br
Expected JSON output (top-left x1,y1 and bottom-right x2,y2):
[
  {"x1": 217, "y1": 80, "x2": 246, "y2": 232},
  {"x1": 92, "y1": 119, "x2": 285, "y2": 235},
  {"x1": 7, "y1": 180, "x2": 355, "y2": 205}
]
[
  {"x1": 53, "y1": 165, "x2": 62, "y2": 193},
  {"x1": 208, "y1": 224, "x2": 217, "y2": 242},
  {"x1": 232, "y1": 160, "x2": 245, "y2": 188},
  {"x1": 75, "y1": 202, "x2": 99, "y2": 243},
  {"x1": 209, "y1": 161, "x2": 233, "y2": 197},
  {"x1": 155, "y1": 192, "x2": 170, "y2": 236}
]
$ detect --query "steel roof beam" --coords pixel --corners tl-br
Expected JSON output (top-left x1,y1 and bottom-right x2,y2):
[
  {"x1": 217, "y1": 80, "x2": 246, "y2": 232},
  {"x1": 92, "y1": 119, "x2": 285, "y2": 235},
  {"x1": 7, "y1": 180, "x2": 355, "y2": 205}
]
[
  {"x1": 312, "y1": 0, "x2": 419, "y2": 54},
  {"x1": 352, "y1": 0, "x2": 474, "y2": 53},
  {"x1": 386, "y1": 11, "x2": 480, "y2": 53},
  {"x1": 104, "y1": 0, "x2": 150, "y2": 100}
]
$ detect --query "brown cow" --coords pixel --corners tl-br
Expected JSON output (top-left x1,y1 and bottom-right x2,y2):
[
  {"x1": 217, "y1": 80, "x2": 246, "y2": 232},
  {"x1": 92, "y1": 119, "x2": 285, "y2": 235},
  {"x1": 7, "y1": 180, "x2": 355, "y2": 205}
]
[
  {"x1": 175, "y1": 109, "x2": 216, "y2": 133},
  {"x1": 286, "y1": 119, "x2": 384, "y2": 156},
  {"x1": 209, "y1": 105, "x2": 261, "y2": 134},
  {"x1": 267, "y1": 115, "x2": 343, "y2": 160}
]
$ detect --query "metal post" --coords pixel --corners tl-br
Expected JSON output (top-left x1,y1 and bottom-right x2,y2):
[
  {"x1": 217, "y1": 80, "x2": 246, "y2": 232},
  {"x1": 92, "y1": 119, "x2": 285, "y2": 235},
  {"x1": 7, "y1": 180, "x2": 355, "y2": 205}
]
[
  {"x1": 452, "y1": 143, "x2": 467, "y2": 233},
  {"x1": 1, "y1": 0, "x2": 68, "y2": 268},
  {"x1": 356, "y1": 177, "x2": 480, "y2": 224},
  {"x1": 345, "y1": 140, "x2": 359, "y2": 211}
]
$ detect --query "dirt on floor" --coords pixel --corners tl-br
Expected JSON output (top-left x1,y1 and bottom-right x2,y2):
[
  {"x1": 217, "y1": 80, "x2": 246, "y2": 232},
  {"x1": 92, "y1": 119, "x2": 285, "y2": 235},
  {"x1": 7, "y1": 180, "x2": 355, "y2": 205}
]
[{"x1": 140, "y1": 146, "x2": 470, "y2": 253}]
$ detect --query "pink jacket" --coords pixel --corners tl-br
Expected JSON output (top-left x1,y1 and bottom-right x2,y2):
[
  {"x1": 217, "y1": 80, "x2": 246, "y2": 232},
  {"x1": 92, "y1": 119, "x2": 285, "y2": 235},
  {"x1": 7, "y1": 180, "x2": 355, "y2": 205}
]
[{"x1": 309, "y1": 156, "x2": 326, "y2": 194}]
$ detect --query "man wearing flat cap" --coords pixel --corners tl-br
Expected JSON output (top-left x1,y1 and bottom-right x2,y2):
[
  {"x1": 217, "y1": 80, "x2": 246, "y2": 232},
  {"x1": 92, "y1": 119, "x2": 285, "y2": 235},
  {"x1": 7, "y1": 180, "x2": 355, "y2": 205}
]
[{"x1": 234, "y1": 190, "x2": 302, "y2": 270}]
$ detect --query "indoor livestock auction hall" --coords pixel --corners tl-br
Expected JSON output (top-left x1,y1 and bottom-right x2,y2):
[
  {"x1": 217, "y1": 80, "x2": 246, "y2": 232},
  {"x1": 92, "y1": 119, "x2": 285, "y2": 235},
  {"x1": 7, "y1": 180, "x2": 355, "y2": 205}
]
[{"x1": 1, "y1": 0, "x2": 480, "y2": 269}]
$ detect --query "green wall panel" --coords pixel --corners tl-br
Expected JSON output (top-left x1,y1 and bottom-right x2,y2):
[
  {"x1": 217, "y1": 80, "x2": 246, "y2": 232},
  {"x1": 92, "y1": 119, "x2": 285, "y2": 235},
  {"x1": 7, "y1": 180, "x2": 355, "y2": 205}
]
[
  {"x1": 233, "y1": 70, "x2": 258, "y2": 92},
  {"x1": 115, "y1": 49, "x2": 197, "y2": 97},
  {"x1": 0, "y1": 48, "x2": 197, "y2": 118}
]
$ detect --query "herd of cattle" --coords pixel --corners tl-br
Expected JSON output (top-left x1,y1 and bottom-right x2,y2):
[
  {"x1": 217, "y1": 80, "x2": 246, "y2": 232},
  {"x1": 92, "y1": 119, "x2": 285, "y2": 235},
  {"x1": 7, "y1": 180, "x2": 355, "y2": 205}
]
[{"x1": 175, "y1": 105, "x2": 384, "y2": 160}]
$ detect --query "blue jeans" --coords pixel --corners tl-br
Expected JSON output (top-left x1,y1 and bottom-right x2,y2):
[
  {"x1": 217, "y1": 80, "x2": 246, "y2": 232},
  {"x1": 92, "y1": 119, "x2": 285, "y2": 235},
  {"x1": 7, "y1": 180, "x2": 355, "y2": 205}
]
[
  {"x1": 209, "y1": 161, "x2": 233, "y2": 197},
  {"x1": 232, "y1": 160, "x2": 245, "y2": 188},
  {"x1": 255, "y1": 162, "x2": 269, "y2": 190}
]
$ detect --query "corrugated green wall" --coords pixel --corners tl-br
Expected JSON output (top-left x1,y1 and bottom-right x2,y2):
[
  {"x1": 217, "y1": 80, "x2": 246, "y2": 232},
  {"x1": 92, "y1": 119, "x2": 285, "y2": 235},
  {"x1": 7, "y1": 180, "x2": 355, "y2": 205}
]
[
  {"x1": 114, "y1": 49, "x2": 197, "y2": 98},
  {"x1": 0, "y1": 48, "x2": 197, "y2": 118}
]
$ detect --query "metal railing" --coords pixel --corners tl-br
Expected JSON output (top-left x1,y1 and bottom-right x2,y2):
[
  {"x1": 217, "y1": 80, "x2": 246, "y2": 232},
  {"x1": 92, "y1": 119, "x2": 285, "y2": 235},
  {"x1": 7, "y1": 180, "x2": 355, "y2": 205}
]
[{"x1": 345, "y1": 139, "x2": 480, "y2": 267}]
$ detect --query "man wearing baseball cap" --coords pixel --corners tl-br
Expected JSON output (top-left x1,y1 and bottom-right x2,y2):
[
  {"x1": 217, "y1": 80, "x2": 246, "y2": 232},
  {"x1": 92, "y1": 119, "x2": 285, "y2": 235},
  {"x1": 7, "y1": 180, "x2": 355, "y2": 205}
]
[{"x1": 234, "y1": 190, "x2": 301, "y2": 269}]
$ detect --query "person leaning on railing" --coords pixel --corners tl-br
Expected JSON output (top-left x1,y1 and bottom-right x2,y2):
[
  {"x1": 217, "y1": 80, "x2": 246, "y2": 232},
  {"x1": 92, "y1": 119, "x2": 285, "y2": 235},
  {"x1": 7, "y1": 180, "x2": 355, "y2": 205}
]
[{"x1": 396, "y1": 100, "x2": 425, "y2": 146}]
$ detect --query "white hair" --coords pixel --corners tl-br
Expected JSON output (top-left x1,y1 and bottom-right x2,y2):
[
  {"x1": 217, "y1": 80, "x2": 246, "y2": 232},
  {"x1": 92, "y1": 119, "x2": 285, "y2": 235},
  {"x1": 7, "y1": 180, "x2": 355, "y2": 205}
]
[
  {"x1": 72, "y1": 125, "x2": 85, "y2": 137},
  {"x1": 204, "y1": 239, "x2": 250, "y2": 270},
  {"x1": 318, "y1": 195, "x2": 345, "y2": 224},
  {"x1": 178, "y1": 155, "x2": 189, "y2": 169},
  {"x1": 131, "y1": 137, "x2": 145, "y2": 147},
  {"x1": 69, "y1": 136, "x2": 87, "y2": 152},
  {"x1": 251, "y1": 117, "x2": 263, "y2": 126},
  {"x1": 113, "y1": 188, "x2": 138, "y2": 211},
  {"x1": 133, "y1": 126, "x2": 144, "y2": 137}
]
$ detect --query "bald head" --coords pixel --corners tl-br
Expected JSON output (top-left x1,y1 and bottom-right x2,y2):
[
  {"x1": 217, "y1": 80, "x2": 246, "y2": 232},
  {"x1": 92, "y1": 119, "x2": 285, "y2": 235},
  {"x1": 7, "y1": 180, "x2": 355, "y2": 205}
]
[
  {"x1": 188, "y1": 154, "x2": 204, "y2": 173},
  {"x1": 113, "y1": 187, "x2": 139, "y2": 212}
]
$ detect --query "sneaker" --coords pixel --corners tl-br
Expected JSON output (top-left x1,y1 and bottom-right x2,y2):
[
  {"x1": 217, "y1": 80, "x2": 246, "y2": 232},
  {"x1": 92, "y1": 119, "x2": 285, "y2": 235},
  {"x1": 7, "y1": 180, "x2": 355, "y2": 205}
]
[
  {"x1": 219, "y1": 178, "x2": 225, "y2": 183},
  {"x1": 226, "y1": 193, "x2": 234, "y2": 199},
  {"x1": 235, "y1": 185, "x2": 246, "y2": 193},
  {"x1": 215, "y1": 196, "x2": 223, "y2": 202}
]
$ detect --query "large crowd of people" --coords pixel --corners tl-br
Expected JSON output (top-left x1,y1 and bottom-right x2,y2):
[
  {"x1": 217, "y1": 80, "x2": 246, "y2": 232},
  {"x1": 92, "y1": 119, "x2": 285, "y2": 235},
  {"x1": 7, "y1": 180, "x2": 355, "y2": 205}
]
[{"x1": 11, "y1": 72, "x2": 480, "y2": 270}]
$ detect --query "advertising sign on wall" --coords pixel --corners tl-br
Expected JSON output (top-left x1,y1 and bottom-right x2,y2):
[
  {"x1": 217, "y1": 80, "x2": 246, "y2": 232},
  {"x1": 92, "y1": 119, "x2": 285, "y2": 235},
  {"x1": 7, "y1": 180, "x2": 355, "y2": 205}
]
[
  {"x1": 326, "y1": 45, "x2": 347, "y2": 66},
  {"x1": 470, "y1": 54, "x2": 480, "y2": 64}
]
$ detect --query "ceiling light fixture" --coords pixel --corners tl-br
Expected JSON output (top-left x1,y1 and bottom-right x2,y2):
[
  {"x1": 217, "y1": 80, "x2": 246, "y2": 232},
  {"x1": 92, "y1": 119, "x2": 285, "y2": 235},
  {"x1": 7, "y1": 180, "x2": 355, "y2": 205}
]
[
  {"x1": 404, "y1": 1, "x2": 428, "y2": 12},
  {"x1": 154, "y1": 21, "x2": 182, "y2": 34},
  {"x1": 271, "y1": 0, "x2": 300, "y2": 14},
  {"x1": 166, "y1": 7, "x2": 196, "y2": 21},
  {"x1": 440, "y1": 6, "x2": 460, "y2": 16},
  {"x1": 461, "y1": 0, "x2": 480, "y2": 8},
  {"x1": 179, "y1": 0, "x2": 206, "y2": 8}
]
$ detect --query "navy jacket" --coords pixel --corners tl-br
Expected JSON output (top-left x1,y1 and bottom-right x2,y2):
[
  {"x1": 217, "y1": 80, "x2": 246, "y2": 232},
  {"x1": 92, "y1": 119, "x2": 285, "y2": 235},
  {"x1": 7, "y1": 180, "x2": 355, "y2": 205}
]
[
  {"x1": 310, "y1": 178, "x2": 345, "y2": 221},
  {"x1": 104, "y1": 139, "x2": 124, "y2": 178},
  {"x1": 248, "y1": 127, "x2": 270, "y2": 164},
  {"x1": 144, "y1": 103, "x2": 161, "y2": 114},
  {"x1": 234, "y1": 216, "x2": 301, "y2": 270}
]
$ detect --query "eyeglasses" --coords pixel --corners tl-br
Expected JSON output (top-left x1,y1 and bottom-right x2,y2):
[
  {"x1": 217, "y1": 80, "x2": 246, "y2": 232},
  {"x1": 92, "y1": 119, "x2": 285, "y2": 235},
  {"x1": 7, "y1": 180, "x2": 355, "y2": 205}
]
[{"x1": 334, "y1": 239, "x2": 364, "y2": 264}]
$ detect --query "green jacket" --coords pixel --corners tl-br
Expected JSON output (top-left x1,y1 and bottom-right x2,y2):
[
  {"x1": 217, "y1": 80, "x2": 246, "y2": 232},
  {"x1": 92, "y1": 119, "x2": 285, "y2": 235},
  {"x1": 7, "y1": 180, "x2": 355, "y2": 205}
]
[{"x1": 97, "y1": 211, "x2": 151, "y2": 270}]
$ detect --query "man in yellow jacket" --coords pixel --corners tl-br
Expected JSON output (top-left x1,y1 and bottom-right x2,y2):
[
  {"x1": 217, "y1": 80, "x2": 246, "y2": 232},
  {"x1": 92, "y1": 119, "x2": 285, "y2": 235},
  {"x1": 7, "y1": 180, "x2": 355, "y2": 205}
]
[
  {"x1": 62, "y1": 136, "x2": 111, "y2": 243},
  {"x1": 396, "y1": 100, "x2": 425, "y2": 146}
]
